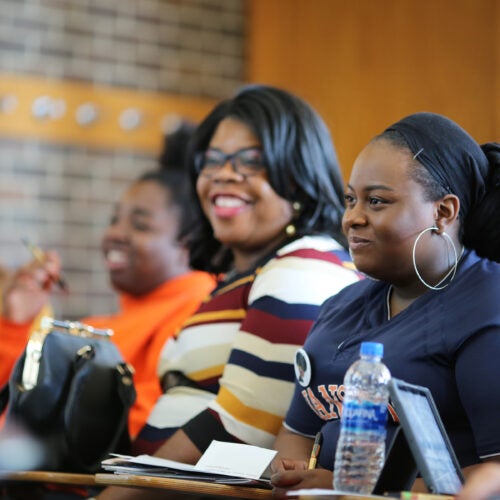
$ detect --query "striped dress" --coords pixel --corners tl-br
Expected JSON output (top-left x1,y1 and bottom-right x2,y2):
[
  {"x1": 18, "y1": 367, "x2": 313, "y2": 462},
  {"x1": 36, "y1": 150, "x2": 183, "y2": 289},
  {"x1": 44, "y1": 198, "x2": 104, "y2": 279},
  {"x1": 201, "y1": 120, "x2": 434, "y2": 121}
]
[{"x1": 133, "y1": 235, "x2": 360, "y2": 454}]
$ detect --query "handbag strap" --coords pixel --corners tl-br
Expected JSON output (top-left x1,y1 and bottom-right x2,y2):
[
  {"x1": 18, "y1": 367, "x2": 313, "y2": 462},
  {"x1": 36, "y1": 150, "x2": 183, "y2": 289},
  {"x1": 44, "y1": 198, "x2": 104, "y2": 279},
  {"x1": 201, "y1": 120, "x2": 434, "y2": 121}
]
[
  {"x1": 69, "y1": 361, "x2": 136, "y2": 472},
  {"x1": 85, "y1": 362, "x2": 136, "y2": 461},
  {"x1": 0, "y1": 383, "x2": 9, "y2": 415},
  {"x1": 115, "y1": 362, "x2": 136, "y2": 410}
]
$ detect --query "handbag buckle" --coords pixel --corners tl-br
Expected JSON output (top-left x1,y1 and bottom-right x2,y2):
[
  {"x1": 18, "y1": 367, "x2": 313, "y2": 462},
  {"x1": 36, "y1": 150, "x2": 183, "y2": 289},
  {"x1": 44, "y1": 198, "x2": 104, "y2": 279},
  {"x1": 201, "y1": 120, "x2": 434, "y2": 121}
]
[
  {"x1": 117, "y1": 363, "x2": 135, "y2": 386},
  {"x1": 50, "y1": 318, "x2": 114, "y2": 339},
  {"x1": 21, "y1": 317, "x2": 53, "y2": 390},
  {"x1": 21, "y1": 316, "x2": 114, "y2": 390}
]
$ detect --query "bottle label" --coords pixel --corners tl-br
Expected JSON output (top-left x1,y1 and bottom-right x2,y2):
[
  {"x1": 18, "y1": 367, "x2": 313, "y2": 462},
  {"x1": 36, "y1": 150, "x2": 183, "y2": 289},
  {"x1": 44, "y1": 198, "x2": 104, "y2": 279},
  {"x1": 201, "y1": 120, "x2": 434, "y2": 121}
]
[{"x1": 341, "y1": 400, "x2": 387, "y2": 433}]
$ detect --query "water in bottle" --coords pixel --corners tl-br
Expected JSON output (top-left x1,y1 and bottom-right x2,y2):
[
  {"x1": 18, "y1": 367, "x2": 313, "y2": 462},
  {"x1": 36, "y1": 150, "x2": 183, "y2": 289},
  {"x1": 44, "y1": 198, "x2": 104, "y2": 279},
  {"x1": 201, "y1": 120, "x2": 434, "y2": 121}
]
[{"x1": 333, "y1": 341, "x2": 391, "y2": 494}]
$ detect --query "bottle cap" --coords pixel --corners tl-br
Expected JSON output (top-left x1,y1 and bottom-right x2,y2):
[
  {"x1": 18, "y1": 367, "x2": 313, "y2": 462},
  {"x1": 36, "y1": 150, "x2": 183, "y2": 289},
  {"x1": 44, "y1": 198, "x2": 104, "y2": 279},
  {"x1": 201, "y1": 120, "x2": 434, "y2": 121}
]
[{"x1": 360, "y1": 342, "x2": 383, "y2": 358}]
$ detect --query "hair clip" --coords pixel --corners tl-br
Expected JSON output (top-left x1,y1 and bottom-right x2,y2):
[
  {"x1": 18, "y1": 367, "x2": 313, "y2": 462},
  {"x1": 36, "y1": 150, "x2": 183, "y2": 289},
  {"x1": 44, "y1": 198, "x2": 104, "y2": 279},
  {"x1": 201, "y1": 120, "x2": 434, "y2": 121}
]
[{"x1": 413, "y1": 148, "x2": 424, "y2": 160}]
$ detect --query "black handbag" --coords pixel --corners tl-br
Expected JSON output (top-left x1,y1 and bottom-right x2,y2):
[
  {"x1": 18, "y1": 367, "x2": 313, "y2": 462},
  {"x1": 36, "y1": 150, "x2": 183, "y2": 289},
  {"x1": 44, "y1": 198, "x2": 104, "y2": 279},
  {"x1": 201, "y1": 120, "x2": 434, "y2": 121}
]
[{"x1": 0, "y1": 317, "x2": 136, "y2": 473}]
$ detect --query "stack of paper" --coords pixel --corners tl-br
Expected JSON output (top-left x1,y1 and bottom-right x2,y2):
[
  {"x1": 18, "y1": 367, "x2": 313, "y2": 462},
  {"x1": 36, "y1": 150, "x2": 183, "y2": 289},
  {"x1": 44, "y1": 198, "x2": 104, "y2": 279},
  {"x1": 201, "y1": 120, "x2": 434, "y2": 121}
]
[{"x1": 101, "y1": 440, "x2": 277, "y2": 487}]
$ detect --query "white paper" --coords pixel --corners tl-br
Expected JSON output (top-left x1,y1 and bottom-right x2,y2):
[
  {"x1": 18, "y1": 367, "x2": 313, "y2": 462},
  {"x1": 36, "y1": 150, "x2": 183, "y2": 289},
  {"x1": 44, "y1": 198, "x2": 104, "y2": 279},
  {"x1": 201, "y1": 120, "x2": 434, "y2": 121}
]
[
  {"x1": 102, "y1": 454, "x2": 200, "y2": 475},
  {"x1": 195, "y1": 440, "x2": 277, "y2": 480},
  {"x1": 287, "y1": 489, "x2": 387, "y2": 498},
  {"x1": 286, "y1": 489, "x2": 335, "y2": 496},
  {"x1": 132, "y1": 454, "x2": 198, "y2": 472},
  {"x1": 103, "y1": 441, "x2": 277, "y2": 481}
]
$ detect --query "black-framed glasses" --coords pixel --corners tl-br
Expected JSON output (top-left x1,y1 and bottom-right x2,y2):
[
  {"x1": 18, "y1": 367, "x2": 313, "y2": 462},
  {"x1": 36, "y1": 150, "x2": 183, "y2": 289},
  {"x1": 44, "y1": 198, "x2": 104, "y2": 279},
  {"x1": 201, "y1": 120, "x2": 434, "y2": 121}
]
[{"x1": 194, "y1": 147, "x2": 266, "y2": 178}]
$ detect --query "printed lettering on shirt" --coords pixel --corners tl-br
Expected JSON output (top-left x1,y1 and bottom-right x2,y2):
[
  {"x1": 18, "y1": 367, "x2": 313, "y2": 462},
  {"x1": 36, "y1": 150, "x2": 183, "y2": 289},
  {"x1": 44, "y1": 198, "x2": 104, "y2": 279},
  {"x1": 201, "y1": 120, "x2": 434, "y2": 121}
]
[
  {"x1": 318, "y1": 384, "x2": 344, "y2": 419},
  {"x1": 302, "y1": 384, "x2": 397, "y2": 423},
  {"x1": 301, "y1": 385, "x2": 344, "y2": 421}
]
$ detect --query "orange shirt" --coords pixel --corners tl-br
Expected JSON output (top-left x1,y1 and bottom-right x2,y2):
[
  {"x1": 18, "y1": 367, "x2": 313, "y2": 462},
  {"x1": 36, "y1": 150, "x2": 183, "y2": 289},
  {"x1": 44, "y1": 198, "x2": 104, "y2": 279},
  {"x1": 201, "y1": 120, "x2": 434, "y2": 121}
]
[
  {"x1": 0, "y1": 302, "x2": 53, "y2": 387},
  {"x1": 0, "y1": 271, "x2": 215, "y2": 437}
]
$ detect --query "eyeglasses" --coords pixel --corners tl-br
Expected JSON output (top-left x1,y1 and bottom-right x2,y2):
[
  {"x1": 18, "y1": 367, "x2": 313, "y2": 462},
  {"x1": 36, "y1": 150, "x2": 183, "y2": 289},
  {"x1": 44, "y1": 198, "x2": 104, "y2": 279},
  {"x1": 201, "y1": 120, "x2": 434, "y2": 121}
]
[{"x1": 194, "y1": 147, "x2": 266, "y2": 178}]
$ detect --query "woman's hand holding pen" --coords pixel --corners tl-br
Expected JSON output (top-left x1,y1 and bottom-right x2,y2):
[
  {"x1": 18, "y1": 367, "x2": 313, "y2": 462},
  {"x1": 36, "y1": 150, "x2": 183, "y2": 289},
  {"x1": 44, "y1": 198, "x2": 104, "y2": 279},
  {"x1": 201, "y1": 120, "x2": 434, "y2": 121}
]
[
  {"x1": 271, "y1": 431, "x2": 332, "y2": 497},
  {"x1": 2, "y1": 250, "x2": 62, "y2": 324},
  {"x1": 272, "y1": 457, "x2": 308, "y2": 473},
  {"x1": 270, "y1": 451, "x2": 310, "y2": 497}
]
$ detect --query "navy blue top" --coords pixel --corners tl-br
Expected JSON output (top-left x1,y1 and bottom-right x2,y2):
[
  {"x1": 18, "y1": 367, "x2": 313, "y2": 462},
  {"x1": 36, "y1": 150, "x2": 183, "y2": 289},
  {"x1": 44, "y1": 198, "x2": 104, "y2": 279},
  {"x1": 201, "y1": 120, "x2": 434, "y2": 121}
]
[{"x1": 285, "y1": 249, "x2": 500, "y2": 470}]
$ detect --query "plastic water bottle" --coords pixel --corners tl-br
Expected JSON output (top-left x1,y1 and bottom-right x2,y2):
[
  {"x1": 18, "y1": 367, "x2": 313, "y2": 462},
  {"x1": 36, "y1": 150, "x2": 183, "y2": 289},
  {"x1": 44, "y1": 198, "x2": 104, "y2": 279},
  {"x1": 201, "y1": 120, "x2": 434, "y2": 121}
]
[{"x1": 333, "y1": 342, "x2": 391, "y2": 494}]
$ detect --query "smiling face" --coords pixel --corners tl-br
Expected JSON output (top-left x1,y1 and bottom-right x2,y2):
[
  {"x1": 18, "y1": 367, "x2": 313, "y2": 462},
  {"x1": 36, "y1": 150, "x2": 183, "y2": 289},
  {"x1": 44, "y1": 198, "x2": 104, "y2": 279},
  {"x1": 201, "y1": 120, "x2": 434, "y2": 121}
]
[
  {"x1": 342, "y1": 139, "x2": 440, "y2": 285},
  {"x1": 196, "y1": 117, "x2": 293, "y2": 271},
  {"x1": 101, "y1": 180, "x2": 188, "y2": 296}
]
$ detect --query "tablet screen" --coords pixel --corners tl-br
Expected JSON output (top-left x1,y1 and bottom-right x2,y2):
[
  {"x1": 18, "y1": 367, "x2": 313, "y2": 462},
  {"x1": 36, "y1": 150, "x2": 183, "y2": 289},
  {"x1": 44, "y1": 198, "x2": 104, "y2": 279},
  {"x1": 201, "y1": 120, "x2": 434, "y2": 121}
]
[{"x1": 389, "y1": 379, "x2": 464, "y2": 495}]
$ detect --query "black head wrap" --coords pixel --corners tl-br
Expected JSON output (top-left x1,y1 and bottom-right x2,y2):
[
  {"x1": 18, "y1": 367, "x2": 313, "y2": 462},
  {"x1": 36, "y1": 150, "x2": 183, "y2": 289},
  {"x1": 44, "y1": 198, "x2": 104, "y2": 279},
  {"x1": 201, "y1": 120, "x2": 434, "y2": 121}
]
[
  {"x1": 462, "y1": 142, "x2": 500, "y2": 261},
  {"x1": 385, "y1": 112, "x2": 500, "y2": 262},
  {"x1": 385, "y1": 112, "x2": 488, "y2": 217}
]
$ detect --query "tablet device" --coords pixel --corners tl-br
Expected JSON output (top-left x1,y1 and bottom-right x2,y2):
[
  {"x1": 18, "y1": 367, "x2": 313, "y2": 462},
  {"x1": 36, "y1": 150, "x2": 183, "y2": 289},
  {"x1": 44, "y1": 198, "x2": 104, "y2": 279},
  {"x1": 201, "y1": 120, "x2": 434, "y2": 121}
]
[
  {"x1": 372, "y1": 425, "x2": 418, "y2": 495},
  {"x1": 375, "y1": 378, "x2": 464, "y2": 496}
]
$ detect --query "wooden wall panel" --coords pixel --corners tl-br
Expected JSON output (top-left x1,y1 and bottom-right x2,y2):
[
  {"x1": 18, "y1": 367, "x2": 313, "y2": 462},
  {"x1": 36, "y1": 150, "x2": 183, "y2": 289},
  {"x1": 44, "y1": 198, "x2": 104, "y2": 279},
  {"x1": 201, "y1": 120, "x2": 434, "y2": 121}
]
[
  {"x1": 0, "y1": 74, "x2": 217, "y2": 153},
  {"x1": 247, "y1": 0, "x2": 499, "y2": 179}
]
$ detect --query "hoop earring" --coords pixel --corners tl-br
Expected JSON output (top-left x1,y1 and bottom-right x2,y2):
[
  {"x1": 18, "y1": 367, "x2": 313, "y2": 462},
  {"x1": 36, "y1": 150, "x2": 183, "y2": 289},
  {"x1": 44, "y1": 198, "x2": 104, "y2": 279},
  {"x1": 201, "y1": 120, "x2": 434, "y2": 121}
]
[{"x1": 412, "y1": 226, "x2": 459, "y2": 291}]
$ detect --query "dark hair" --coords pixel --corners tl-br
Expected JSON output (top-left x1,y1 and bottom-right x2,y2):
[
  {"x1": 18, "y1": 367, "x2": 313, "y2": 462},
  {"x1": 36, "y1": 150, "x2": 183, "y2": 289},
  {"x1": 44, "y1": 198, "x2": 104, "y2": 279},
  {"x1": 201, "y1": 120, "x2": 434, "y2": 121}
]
[
  {"x1": 159, "y1": 119, "x2": 197, "y2": 171},
  {"x1": 183, "y1": 84, "x2": 347, "y2": 273},
  {"x1": 137, "y1": 169, "x2": 194, "y2": 241},
  {"x1": 376, "y1": 128, "x2": 500, "y2": 263},
  {"x1": 462, "y1": 143, "x2": 500, "y2": 261}
]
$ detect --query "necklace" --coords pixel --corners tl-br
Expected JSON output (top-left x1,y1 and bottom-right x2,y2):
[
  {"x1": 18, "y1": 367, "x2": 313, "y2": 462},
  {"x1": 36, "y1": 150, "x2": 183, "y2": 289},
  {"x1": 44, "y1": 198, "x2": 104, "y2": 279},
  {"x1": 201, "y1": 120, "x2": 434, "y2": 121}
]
[
  {"x1": 386, "y1": 285, "x2": 393, "y2": 321},
  {"x1": 386, "y1": 246, "x2": 465, "y2": 320}
]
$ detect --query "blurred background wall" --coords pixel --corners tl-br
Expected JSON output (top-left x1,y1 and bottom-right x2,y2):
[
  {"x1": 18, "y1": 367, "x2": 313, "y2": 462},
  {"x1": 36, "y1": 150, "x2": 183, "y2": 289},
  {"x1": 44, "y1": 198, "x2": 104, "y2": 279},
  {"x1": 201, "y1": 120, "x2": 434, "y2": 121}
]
[
  {"x1": 0, "y1": 0, "x2": 497, "y2": 319},
  {"x1": 247, "y1": 0, "x2": 499, "y2": 178},
  {"x1": 0, "y1": 0, "x2": 244, "y2": 318}
]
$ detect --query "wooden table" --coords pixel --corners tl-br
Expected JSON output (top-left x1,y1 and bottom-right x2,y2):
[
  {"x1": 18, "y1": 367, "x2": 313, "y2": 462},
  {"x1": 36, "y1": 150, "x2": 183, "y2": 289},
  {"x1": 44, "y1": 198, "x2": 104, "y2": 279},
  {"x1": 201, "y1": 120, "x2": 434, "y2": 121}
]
[
  {"x1": 95, "y1": 472, "x2": 273, "y2": 498},
  {"x1": 2, "y1": 471, "x2": 452, "y2": 499},
  {"x1": 1, "y1": 470, "x2": 273, "y2": 499},
  {"x1": 1, "y1": 471, "x2": 97, "y2": 500},
  {"x1": 1, "y1": 470, "x2": 96, "y2": 486},
  {"x1": 94, "y1": 473, "x2": 396, "y2": 498},
  {"x1": 93, "y1": 473, "x2": 405, "y2": 499}
]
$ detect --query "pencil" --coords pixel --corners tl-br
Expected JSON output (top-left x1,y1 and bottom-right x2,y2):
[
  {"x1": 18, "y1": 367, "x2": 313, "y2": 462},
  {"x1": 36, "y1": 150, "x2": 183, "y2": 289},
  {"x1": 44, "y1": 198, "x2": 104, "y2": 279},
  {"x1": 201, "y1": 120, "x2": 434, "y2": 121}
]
[
  {"x1": 21, "y1": 238, "x2": 69, "y2": 292},
  {"x1": 308, "y1": 431, "x2": 323, "y2": 470}
]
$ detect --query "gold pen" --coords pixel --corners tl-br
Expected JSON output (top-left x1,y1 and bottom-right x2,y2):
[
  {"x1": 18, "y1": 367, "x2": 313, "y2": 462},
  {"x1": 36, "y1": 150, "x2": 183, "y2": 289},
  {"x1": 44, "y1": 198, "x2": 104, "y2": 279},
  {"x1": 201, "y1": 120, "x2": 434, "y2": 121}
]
[
  {"x1": 21, "y1": 238, "x2": 69, "y2": 292},
  {"x1": 308, "y1": 431, "x2": 323, "y2": 470}
]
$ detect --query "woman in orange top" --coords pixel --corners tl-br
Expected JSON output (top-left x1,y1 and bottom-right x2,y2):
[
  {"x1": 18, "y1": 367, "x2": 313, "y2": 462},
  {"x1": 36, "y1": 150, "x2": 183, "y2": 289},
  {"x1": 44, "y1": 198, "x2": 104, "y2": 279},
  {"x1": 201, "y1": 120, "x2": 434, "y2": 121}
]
[{"x1": 0, "y1": 168, "x2": 215, "y2": 437}]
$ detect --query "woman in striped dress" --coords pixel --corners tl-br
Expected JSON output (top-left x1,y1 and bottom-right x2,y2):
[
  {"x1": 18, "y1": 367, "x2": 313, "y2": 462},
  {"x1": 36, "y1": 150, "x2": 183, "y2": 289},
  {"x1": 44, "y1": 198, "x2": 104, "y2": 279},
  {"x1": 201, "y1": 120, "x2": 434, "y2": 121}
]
[{"x1": 98, "y1": 84, "x2": 360, "y2": 500}]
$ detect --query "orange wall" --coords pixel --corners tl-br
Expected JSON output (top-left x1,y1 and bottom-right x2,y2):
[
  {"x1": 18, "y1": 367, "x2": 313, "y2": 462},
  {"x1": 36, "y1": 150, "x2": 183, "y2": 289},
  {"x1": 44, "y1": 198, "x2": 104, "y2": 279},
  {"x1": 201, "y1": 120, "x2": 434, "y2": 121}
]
[{"x1": 246, "y1": 0, "x2": 499, "y2": 179}]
